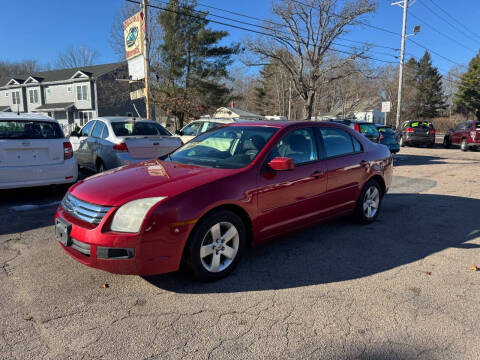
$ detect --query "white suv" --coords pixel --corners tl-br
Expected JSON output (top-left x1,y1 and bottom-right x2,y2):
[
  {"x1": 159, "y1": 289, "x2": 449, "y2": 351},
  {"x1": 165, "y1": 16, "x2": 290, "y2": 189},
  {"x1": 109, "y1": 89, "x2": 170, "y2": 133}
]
[{"x1": 0, "y1": 113, "x2": 78, "y2": 189}]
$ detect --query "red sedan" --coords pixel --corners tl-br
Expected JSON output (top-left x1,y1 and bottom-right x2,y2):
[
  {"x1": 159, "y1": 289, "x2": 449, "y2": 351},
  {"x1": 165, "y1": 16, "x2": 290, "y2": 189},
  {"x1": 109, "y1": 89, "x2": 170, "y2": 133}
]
[{"x1": 54, "y1": 121, "x2": 393, "y2": 280}]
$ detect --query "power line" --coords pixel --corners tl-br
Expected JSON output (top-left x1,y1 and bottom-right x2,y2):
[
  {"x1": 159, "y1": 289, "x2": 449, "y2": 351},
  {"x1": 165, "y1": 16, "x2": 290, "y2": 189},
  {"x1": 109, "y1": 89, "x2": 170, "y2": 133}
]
[
  {"x1": 426, "y1": 0, "x2": 480, "y2": 41},
  {"x1": 408, "y1": 11, "x2": 477, "y2": 53},
  {"x1": 417, "y1": 0, "x2": 480, "y2": 44},
  {"x1": 407, "y1": 38, "x2": 468, "y2": 70},
  {"x1": 137, "y1": 0, "x2": 397, "y2": 64},
  {"x1": 155, "y1": 0, "x2": 401, "y2": 52}
]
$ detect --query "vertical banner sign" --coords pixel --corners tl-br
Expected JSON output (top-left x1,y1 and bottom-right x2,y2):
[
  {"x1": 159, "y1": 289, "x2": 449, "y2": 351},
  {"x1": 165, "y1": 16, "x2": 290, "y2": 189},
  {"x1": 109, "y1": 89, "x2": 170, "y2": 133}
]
[
  {"x1": 124, "y1": 11, "x2": 144, "y2": 61},
  {"x1": 381, "y1": 101, "x2": 391, "y2": 126}
]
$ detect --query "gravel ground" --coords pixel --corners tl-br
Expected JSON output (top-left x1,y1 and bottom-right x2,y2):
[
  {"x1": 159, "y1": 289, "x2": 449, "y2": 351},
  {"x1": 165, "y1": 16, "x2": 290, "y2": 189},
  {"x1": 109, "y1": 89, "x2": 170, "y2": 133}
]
[{"x1": 1, "y1": 146, "x2": 479, "y2": 360}]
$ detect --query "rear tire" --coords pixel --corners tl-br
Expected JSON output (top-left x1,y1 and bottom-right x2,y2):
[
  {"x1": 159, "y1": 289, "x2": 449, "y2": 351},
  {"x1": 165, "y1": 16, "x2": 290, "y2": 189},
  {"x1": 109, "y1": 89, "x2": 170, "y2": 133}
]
[
  {"x1": 355, "y1": 179, "x2": 383, "y2": 224},
  {"x1": 183, "y1": 210, "x2": 246, "y2": 281},
  {"x1": 96, "y1": 159, "x2": 106, "y2": 173},
  {"x1": 460, "y1": 138, "x2": 468, "y2": 152},
  {"x1": 399, "y1": 136, "x2": 406, "y2": 147}
]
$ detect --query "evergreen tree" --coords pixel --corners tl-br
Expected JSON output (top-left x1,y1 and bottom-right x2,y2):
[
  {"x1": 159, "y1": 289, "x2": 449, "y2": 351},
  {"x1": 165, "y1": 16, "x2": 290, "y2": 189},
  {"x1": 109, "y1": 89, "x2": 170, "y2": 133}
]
[
  {"x1": 152, "y1": 0, "x2": 239, "y2": 127},
  {"x1": 403, "y1": 57, "x2": 420, "y2": 119},
  {"x1": 416, "y1": 51, "x2": 446, "y2": 118},
  {"x1": 454, "y1": 51, "x2": 480, "y2": 119}
]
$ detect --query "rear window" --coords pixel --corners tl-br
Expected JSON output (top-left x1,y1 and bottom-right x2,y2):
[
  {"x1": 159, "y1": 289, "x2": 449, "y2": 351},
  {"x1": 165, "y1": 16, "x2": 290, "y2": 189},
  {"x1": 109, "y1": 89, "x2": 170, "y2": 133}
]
[
  {"x1": 411, "y1": 121, "x2": 433, "y2": 128},
  {"x1": 0, "y1": 120, "x2": 63, "y2": 139},
  {"x1": 475, "y1": 122, "x2": 480, "y2": 130},
  {"x1": 111, "y1": 122, "x2": 171, "y2": 137},
  {"x1": 358, "y1": 124, "x2": 380, "y2": 137},
  {"x1": 377, "y1": 127, "x2": 395, "y2": 135}
]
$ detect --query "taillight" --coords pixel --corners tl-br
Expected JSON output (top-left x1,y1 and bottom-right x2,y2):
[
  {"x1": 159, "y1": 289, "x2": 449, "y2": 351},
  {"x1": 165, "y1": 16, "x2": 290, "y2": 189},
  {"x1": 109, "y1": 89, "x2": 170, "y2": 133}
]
[
  {"x1": 354, "y1": 123, "x2": 360, "y2": 132},
  {"x1": 113, "y1": 142, "x2": 128, "y2": 152},
  {"x1": 471, "y1": 131, "x2": 477, "y2": 139},
  {"x1": 63, "y1": 141, "x2": 73, "y2": 160},
  {"x1": 379, "y1": 134, "x2": 384, "y2": 142},
  {"x1": 406, "y1": 128, "x2": 414, "y2": 133},
  {"x1": 180, "y1": 140, "x2": 184, "y2": 146},
  {"x1": 429, "y1": 128, "x2": 436, "y2": 134}
]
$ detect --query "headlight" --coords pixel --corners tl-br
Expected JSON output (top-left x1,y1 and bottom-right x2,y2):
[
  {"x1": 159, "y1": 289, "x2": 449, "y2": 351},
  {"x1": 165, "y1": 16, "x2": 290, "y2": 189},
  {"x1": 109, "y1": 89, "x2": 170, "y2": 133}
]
[{"x1": 110, "y1": 197, "x2": 167, "y2": 233}]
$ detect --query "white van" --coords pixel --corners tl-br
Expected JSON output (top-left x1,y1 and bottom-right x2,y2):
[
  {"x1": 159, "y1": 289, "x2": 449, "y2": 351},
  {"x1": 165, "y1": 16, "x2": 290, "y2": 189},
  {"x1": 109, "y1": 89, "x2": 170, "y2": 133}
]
[{"x1": 0, "y1": 113, "x2": 78, "y2": 189}]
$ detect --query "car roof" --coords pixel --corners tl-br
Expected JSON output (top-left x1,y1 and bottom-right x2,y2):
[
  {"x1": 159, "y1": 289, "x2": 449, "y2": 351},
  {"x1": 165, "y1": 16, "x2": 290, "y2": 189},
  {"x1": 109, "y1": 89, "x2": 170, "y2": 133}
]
[
  {"x1": 93, "y1": 116, "x2": 156, "y2": 123},
  {"x1": 0, "y1": 112, "x2": 56, "y2": 122}
]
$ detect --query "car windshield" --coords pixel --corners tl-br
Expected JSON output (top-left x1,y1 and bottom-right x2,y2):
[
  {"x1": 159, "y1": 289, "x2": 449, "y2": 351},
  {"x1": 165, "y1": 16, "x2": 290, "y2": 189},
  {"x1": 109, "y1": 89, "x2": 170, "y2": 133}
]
[
  {"x1": 168, "y1": 126, "x2": 278, "y2": 169},
  {"x1": 358, "y1": 123, "x2": 379, "y2": 137},
  {"x1": 411, "y1": 121, "x2": 433, "y2": 128},
  {"x1": 0, "y1": 120, "x2": 63, "y2": 139},
  {"x1": 111, "y1": 121, "x2": 171, "y2": 136}
]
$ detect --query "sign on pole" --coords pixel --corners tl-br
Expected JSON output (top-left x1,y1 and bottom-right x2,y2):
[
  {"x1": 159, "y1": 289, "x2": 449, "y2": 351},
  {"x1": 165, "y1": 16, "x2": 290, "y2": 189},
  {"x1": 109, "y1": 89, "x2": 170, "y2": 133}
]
[
  {"x1": 127, "y1": 54, "x2": 145, "y2": 81},
  {"x1": 381, "y1": 101, "x2": 391, "y2": 113},
  {"x1": 130, "y1": 88, "x2": 146, "y2": 101},
  {"x1": 124, "y1": 11, "x2": 144, "y2": 61}
]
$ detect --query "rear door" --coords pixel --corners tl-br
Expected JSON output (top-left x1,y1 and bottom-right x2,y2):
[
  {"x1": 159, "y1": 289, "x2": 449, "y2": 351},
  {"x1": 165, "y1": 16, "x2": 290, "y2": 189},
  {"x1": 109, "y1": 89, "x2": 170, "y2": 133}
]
[
  {"x1": 319, "y1": 127, "x2": 367, "y2": 215},
  {"x1": 0, "y1": 119, "x2": 65, "y2": 168},
  {"x1": 451, "y1": 122, "x2": 465, "y2": 144}
]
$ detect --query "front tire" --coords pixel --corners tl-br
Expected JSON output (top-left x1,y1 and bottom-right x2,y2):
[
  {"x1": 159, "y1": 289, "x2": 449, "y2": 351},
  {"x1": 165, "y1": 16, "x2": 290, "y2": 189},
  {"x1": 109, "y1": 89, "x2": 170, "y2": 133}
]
[
  {"x1": 460, "y1": 138, "x2": 468, "y2": 152},
  {"x1": 443, "y1": 136, "x2": 451, "y2": 148},
  {"x1": 96, "y1": 159, "x2": 106, "y2": 173},
  {"x1": 183, "y1": 210, "x2": 246, "y2": 281},
  {"x1": 355, "y1": 180, "x2": 383, "y2": 224}
]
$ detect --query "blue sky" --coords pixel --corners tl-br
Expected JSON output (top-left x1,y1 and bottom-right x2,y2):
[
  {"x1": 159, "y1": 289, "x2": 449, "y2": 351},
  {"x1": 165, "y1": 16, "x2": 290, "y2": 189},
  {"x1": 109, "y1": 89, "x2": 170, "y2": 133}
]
[{"x1": 2, "y1": 0, "x2": 480, "y2": 75}]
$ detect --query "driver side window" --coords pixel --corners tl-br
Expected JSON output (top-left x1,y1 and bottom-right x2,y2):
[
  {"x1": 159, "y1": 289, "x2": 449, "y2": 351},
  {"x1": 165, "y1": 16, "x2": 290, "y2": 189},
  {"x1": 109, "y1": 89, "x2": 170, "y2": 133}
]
[
  {"x1": 182, "y1": 122, "x2": 202, "y2": 136},
  {"x1": 268, "y1": 128, "x2": 318, "y2": 166},
  {"x1": 80, "y1": 121, "x2": 95, "y2": 137}
]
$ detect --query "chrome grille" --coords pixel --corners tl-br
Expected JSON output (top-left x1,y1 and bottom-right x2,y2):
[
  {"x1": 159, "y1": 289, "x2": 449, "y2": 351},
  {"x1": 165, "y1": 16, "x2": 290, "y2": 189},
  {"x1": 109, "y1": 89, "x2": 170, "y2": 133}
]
[{"x1": 61, "y1": 193, "x2": 111, "y2": 224}]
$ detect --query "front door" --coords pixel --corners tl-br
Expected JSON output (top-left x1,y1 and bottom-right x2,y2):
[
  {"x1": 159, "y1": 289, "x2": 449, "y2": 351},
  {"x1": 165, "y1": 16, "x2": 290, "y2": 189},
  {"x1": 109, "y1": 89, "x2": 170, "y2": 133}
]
[{"x1": 256, "y1": 127, "x2": 327, "y2": 238}]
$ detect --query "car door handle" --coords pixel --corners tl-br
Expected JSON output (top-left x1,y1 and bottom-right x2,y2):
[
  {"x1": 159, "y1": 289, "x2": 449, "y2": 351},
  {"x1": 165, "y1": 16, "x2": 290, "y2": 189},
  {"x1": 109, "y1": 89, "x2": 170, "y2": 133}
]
[{"x1": 311, "y1": 171, "x2": 325, "y2": 178}]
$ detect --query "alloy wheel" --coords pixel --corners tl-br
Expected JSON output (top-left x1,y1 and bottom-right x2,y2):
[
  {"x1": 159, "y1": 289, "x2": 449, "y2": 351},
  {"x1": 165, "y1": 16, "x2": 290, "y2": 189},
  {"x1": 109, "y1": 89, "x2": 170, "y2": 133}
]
[
  {"x1": 363, "y1": 186, "x2": 380, "y2": 219},
  {"x1": 199, "y1": 222, "x2": 239, "y2": 273}
]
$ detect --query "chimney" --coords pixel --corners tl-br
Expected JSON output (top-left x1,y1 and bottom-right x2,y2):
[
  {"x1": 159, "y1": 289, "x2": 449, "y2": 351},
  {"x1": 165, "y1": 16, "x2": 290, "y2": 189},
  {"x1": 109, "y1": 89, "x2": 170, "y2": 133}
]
[{"x1": 230, "y1": 100, "x2": 235, "y2": 108}]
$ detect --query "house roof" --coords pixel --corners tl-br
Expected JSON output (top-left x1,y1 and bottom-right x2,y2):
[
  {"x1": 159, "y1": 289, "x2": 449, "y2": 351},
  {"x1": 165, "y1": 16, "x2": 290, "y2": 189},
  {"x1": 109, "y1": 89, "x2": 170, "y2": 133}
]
[
  {"x1": 0, "y1": 106, "x2": 11, "y2": 112},
  {"x1": 0, "y1": 62, "x2": 125, "y2": 87},
  {"x1": 214, "y1": 107, "x2": 264, "y2": 119},
  {"x1": 33, "y1": 102, "x2": 75, "y2": 111}
]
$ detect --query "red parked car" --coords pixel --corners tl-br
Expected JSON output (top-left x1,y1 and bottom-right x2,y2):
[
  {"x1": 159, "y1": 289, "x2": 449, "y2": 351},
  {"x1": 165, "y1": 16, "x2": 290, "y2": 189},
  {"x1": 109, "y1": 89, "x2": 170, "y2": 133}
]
[
  {"x1": 443, "y1": 120, "x2": 480, "y2": 151},
  {"x1": 54, "y1": 121, "x2": 393, "y2": 280}
]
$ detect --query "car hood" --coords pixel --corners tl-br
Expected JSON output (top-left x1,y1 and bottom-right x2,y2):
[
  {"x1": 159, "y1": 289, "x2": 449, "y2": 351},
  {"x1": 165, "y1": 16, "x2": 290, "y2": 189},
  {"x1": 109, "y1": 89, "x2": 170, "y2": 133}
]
[{"x1": 69, "y1": 160, "x2": 235, "y2": 207}]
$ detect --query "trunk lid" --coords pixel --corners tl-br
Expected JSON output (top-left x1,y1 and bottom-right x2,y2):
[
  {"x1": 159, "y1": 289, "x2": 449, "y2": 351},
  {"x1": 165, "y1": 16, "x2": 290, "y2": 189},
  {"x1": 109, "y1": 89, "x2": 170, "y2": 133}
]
[
  {"x1": 121, "y1": 136, "x2": 182, "y2": 159},
  {"x1": 0, "y1": 139, "x2": 64, "y2": 166}
]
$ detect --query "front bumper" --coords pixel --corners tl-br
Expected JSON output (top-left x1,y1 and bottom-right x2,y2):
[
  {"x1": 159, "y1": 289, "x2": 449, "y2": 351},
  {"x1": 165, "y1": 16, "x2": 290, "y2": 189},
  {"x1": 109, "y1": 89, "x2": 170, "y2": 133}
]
[{"x1": 54, "y1": 205, "x2": 192, "y2": 275}]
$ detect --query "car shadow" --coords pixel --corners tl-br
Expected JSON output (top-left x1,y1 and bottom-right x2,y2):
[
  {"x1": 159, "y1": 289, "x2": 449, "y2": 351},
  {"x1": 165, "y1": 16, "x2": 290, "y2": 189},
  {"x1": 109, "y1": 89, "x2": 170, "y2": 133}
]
[{"x1": 143, "y1": 193, "x2": 480, "y2": 293}]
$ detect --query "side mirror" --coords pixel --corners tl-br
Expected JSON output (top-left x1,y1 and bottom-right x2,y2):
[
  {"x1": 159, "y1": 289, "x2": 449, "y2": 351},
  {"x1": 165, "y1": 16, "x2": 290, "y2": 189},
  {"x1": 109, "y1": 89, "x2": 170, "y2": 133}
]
[
  {"x1": 70, "y1": 131, "x2": 79, "y2": 137},
  {"x1": 175, "y1": 129, "x2": 183, "y2": 135},
  {"x1": 268, "y1": 157, "x2": 295, "y2": 171}
]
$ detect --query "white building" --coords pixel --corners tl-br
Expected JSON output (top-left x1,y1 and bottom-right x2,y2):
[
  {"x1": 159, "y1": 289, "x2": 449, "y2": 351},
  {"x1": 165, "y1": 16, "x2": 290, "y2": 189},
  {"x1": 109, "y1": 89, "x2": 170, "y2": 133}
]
[{"x1": 353, "y1": 108, "x2": 385, "y2": 124}]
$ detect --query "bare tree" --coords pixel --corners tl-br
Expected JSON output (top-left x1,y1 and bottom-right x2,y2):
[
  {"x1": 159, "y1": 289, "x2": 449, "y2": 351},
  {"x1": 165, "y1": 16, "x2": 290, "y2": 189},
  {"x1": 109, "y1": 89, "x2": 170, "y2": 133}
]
[
  {"x1": 0, "y1": 60, "x2": 39, "y2": 78},
  {"x1": 55, "y1": 46, "x2": 100, "y2": 69},
  {"x1": 247, "y1": 0, "x2": 377, "y2": 119}
]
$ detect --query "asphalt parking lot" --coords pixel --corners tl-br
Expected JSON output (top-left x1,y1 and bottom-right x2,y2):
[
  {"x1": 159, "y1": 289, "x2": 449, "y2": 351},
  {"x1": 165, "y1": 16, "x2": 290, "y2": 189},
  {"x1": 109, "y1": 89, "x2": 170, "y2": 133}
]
[{"x1": 1, "y1": 146, "x2": 479, "y2": 360}]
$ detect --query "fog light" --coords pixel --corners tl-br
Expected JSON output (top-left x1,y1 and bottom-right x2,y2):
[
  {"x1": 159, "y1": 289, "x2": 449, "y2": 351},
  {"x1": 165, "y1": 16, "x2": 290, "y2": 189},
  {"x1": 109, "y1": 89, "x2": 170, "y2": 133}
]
[{"x1": 97, "y1": 247, "x2": 134, "y2": 259}]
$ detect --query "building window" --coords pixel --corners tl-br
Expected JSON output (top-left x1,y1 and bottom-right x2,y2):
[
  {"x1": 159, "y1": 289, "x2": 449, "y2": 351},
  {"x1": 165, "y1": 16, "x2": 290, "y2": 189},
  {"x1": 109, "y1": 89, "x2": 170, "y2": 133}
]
[
  {"x1": 4, "y1": 92, "x2": 8, "y2": 97},
  {"x1": 67, "y1": 86, "x2": 72, "y2": 92},
  {"x1": 77, "y1": 85, "x2": 88, "y2": 101},
  {"x1": 29, "y1": 89, "x2": 39, "y2": 103},
  {"x1": 12, "y1": 91, "x2": 20, "y2": 105}
]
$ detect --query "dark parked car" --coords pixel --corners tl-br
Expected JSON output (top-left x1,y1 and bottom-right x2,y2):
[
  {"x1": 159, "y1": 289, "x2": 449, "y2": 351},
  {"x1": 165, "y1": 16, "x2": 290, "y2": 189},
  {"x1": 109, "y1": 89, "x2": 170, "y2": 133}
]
[
  {"x1": 443, "y1": 120, "x2": 480, "y2": 151},
  {"x1": 397, "y1": 120, "x2": 436, "y2": 148},
  {"x1": 55, "y1": 121, "x2": 392, "y2": 280},
  {"x1": 330, "y1": 120, "x2": 381, "y2": 143},
  {"x1": 375, "y1": 125, "x2": 400, "y2": 154}
]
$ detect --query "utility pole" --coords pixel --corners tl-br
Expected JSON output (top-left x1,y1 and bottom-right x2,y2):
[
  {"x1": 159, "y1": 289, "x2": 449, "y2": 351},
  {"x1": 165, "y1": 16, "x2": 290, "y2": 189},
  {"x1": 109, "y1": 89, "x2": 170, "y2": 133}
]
[
  {"x1": 142, "y1": 0, "x2": 151, "y2": 119},
  {"x1": 288, "y1": 81, "x2": 292, "y2": 119},
  {"x1": 392, "y1": 0, "x2": 418, "y2": 129}
]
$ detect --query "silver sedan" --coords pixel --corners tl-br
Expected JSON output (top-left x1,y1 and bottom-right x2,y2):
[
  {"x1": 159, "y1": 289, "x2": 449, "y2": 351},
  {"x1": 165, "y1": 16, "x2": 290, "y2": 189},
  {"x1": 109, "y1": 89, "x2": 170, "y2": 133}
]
[{"x1": 69, "y1": 117, "x2": 182, "y2": 172}]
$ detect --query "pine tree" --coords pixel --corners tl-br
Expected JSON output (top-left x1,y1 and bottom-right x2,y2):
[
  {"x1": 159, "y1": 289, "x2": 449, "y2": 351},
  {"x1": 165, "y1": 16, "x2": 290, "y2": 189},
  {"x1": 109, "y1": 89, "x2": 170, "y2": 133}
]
[
  {"x1": 454, "y1": 51, "x2": 480, "y2": 119},
  {"x1": 416, "y1": 51, "x2": 446, "y2": 118},
  {"x1": 152, "y1": 0, "x2": 239, "y2": 127}
]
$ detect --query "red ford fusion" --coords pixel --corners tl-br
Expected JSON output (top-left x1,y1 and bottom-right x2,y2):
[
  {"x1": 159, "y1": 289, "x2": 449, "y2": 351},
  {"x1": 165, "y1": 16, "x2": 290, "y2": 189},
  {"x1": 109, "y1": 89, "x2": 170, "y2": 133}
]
[{"x1": 54, "y1": 121, "x2": 393, "y2": 280}]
